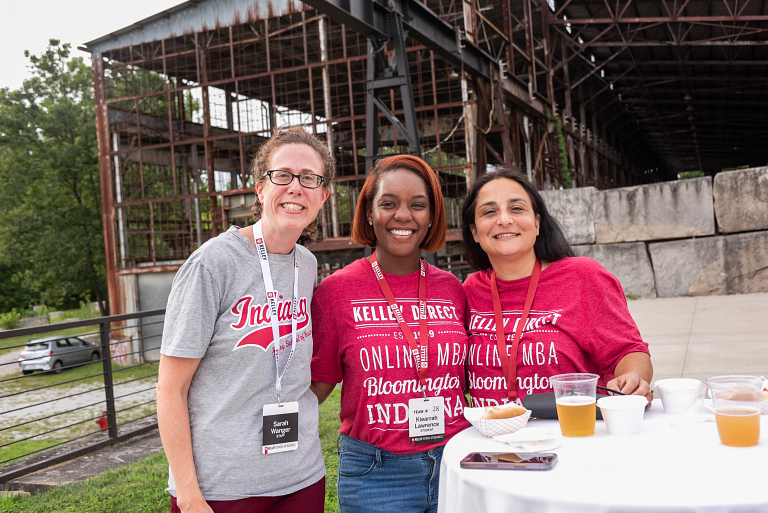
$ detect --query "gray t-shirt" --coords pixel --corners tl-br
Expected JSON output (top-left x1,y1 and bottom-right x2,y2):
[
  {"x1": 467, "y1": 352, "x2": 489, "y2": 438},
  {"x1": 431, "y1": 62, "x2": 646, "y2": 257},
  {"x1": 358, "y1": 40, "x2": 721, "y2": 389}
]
[{"x1": 161, "y1": 226, "x2": 325, "y2": 500}]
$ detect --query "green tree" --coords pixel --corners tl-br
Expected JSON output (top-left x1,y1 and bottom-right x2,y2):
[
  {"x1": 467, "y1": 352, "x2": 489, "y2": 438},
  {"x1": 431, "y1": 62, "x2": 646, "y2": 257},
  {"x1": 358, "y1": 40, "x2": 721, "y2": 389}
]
[{"x1": 0, "y1": 40, "x2": 107, "y2": 314}]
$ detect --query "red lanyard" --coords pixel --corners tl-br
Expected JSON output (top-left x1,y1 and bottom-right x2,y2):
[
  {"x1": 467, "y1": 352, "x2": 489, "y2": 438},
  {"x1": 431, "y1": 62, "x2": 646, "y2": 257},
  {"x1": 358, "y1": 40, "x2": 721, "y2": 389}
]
[
  {"x1": 490, "y1": 258, "x2": 542, "y2": 401},
  {"x1": 370, "y1": 252, "x2": 429, "y2": 391}
]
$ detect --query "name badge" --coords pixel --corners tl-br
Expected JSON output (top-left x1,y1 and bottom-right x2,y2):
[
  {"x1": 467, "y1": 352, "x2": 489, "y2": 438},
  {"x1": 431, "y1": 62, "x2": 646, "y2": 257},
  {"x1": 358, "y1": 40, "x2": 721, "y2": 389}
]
[
  {"x1": 262, "y1": 402, "x2": 299, "y2": 454},
  {"x1": 408, "y1": 396, "x2": 445, "y2": 445}
]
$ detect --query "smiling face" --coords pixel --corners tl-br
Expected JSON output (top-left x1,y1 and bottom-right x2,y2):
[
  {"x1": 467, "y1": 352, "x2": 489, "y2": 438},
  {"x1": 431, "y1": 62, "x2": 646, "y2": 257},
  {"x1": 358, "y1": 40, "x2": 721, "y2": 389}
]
[
  {"x1": 368, "y1": 169, "x2": 432, "y2": 269},
  {"x1": 470, "y1": 178, "x2": 540, "y2": 267},
  {"x1": 255, "y1": 143, "x2": 330, "y2": 241}
]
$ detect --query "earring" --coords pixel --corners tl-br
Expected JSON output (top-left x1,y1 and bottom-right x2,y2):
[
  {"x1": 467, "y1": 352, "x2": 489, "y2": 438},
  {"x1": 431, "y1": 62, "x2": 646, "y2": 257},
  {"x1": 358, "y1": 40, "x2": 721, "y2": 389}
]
[
  {"x1": 429, "y1": 223, "x2": 432, "y2": 227},
  {"x1": 369, "y1": 220, "x2": 372, "y2": 225}
]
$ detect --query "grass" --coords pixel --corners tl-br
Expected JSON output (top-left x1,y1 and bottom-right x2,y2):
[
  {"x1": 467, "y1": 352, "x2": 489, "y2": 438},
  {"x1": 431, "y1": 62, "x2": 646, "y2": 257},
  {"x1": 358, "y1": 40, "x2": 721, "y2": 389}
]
[
  {"x1": 0, "y1": 361, "x2": 159, "y2": 393},
  {"x1": 0, "y1": 303, "x2": 102, "y2": 357},
  {"x1": 0, "y1": 387, "x2": 343, "y2": 513},
  {"x1": 318, "y1": 387, "x2": 341, "y2": 513},
  {"x1": 0, "y1": 440, "x2": 65, "y2": 467},
  {"x1": 0, "y1": 452, "x2": 170, "y2": 513}
]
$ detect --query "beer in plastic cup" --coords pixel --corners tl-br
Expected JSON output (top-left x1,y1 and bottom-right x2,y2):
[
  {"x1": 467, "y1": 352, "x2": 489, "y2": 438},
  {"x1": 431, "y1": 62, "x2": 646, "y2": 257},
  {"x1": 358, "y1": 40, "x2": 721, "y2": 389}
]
[
  {"x1": 550, "y1": 373, "x2": 599, "y2": 438},
  {"x1": 707, "y1": 375, "x2": 761, "y2": 447}
]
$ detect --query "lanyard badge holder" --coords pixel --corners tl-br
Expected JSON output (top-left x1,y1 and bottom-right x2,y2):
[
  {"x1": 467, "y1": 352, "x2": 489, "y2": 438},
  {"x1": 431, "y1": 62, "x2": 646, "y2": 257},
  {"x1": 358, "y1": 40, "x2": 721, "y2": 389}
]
[
  {"x1": 490, "y1": 258, "x2": 542, "y2": 403},
  {"x1": 254, "y1": 221, "x2": 301, "y2": 454},
  {"x1": 370, "y1": 252, "x2": 445, "y2": 445}
]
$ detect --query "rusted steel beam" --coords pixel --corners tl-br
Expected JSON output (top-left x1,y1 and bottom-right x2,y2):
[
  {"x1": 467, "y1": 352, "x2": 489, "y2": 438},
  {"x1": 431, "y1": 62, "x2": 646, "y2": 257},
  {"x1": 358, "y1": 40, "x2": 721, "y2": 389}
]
[
  {"x1": 550, "y1": 16, "x2": 768, "y2": 24},
  {"x1": 570, "y1": 46, "x2": 629, "y2": 89},
  {"x1": 92, "y1": 53, "x2": 119, "y2": 316},
  {"x1": 541, "y1": 1, "x2": 555, "y2": 105},
  {"x1": 609, "y1": 59, "x2": 768, "y2": 65},
  {"x1": 302, "y1": 0, "x2": 492, "y2": 79},
  {"x1": 586, "y1": 40, "x2": 768, "y2": 46},
  {"x1": 551, "y1": 23, "x2": 616, "y2": 73},
  {"x1": 198, "y1": 38, "x2": 220, "y2": 237},
  {"x1": 523, "y1": 0, "x2": 536, "y2": 96},
  {"x1": 117, "y1": 265, "x2": 184, "y2": 276}
]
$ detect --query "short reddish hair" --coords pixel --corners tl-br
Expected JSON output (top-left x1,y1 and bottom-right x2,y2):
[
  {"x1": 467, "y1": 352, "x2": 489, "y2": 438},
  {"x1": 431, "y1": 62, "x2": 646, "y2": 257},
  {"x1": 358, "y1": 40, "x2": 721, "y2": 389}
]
[{"x1": 351, "y1": 155, "x2": 446, "y2": 253}]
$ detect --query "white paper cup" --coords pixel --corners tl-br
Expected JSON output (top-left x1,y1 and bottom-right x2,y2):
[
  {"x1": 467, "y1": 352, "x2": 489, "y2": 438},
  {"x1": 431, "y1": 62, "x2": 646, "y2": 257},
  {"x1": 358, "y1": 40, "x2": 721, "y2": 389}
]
[
  {"x1": 597, "y1": 395, "x2": 647, "y2": 436},
  {"x1": 655, "y1": 378, "x2": 704, "y2": 415}
]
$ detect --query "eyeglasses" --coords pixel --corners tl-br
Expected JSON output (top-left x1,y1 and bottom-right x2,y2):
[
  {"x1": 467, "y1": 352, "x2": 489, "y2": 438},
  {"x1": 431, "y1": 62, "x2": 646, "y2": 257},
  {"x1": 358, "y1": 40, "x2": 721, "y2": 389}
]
[{"x1": 266, "y1": 170, "x2": 325, "y2": 189}]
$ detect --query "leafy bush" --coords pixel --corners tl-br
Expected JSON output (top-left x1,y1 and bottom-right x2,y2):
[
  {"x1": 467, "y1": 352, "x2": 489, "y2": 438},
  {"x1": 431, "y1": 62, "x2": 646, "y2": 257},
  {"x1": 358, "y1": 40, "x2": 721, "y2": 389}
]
[{"x1": 0, "y1": 309, "x2": 22, "y2": 330}]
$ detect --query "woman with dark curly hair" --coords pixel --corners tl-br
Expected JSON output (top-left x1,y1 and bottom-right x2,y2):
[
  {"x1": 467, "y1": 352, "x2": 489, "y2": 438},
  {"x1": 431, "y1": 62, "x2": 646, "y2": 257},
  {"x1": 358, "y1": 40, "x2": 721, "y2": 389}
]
[
  {"x1": 311, "y1": 155, "x2": 469, "y2": 513},
  {"x1": 157, "y1": 127, "x2": 334, "y2": 513},
  {"x1": 461, "y1": 169, "x2": 652, "y2": 410}
]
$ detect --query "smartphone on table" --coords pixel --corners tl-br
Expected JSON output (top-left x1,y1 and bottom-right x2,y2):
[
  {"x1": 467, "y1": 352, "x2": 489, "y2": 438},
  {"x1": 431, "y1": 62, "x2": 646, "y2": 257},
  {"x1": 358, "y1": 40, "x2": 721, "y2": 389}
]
[{"x1": 459, "y1": 452, "x2": 557, "y2": 471}]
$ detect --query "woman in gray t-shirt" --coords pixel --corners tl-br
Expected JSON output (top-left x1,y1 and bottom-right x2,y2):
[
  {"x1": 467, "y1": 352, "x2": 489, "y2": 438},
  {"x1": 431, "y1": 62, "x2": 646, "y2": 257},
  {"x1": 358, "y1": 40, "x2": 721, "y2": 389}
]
[{"x1": 157, "y1": 127, "x2": 335, "y2": 513}]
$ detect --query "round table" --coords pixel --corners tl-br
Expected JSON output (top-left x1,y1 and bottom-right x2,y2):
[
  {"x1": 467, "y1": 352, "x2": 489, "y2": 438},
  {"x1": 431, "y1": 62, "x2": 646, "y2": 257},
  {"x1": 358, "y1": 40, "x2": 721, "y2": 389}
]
[{"x1": 438, "y1": 400, "x2": 768, "y2": 513}]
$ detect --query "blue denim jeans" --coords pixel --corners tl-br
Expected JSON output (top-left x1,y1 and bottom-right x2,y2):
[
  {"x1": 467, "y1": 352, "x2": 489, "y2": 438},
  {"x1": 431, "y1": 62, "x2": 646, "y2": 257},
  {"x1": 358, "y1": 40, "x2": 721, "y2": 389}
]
[{"x1": 336, "y1": 434, "x2": 443, "y2": 513}]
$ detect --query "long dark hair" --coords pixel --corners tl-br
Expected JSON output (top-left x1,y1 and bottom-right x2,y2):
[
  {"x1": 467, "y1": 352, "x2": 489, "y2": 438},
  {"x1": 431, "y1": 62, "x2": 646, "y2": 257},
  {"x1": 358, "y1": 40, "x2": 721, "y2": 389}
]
[{"x1": 461, "y1": 169, "x2": 574, "y2": 271}]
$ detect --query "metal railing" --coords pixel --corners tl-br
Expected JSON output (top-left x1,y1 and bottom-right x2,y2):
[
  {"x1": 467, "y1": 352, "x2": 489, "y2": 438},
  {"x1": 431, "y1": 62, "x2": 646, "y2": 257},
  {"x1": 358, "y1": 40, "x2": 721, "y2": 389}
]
[{"x1": 0, "y1": 309, "x2": 165, "y2": 483}]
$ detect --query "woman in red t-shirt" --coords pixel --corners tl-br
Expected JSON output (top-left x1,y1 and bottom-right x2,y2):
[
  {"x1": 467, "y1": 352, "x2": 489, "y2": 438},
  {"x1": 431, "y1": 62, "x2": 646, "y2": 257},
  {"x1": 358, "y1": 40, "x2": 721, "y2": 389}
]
[
  {"x1": 461, "y1": 168, "x2": 653, "y2": 408},
  {"x1": 311, "y1": 155, "x2": 469, "y2": 513}
]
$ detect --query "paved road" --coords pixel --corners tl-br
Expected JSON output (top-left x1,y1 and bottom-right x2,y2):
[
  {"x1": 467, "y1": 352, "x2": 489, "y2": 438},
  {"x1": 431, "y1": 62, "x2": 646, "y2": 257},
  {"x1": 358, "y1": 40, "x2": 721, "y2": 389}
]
[{"x1": 628, "y1": 292, "x2": 768, "y2": 384}]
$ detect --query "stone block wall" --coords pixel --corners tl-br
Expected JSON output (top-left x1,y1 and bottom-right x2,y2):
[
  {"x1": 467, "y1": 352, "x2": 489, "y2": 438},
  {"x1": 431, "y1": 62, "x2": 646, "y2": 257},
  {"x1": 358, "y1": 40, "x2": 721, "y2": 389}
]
[
  {"x1": 572, "y1": 242, "x2": 656, "y2": 299},
  {"x1": 593, "y1": 177, "x2": 715, "y2": 243},
  {"x1": 541, "y1": 166, "x2": 768, "y2": 298},
  {"x1": 713, "y1": 166, "x2": 768, "y2": 233},
  {"x1": 540, "y1": 187, "x2": 596, "y2": 245}
]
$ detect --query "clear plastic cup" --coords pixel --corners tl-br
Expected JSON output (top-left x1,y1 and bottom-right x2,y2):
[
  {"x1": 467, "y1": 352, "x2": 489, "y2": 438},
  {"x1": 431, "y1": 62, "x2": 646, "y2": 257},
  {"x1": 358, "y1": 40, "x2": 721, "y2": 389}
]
[
  {"x1": 550, "y1": 373, "x2": 598, "y2": 437},
  {"x1": 707, "y1": 375, "x2": 762, "y2": 447}
]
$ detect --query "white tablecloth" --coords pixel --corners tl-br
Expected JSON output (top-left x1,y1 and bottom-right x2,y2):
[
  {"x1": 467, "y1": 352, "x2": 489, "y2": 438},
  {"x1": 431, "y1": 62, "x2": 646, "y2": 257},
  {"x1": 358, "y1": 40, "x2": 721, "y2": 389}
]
[{"x1": 438, "y1": 400, "x2": 767, "y2": 513}]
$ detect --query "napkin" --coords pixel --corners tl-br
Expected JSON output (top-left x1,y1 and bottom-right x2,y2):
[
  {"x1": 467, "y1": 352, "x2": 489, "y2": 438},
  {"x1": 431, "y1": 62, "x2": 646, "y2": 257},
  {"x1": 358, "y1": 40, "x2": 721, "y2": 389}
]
[{"x1": 493, "y1": 427, "x2": 561, "y2": 452}]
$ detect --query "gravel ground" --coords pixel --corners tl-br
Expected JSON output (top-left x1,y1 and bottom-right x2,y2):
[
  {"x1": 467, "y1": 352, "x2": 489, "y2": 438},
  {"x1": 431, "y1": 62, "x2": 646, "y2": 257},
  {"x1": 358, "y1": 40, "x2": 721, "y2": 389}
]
[{"x1": 0, "y1": 377, "x2": 157, "y2": 442}]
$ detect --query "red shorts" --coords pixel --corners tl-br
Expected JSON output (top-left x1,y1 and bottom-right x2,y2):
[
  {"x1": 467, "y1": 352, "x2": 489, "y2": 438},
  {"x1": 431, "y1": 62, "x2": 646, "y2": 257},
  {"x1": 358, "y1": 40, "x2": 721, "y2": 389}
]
[{"x1": 170, "y1": 477, "x2": 325, "y2": 513}]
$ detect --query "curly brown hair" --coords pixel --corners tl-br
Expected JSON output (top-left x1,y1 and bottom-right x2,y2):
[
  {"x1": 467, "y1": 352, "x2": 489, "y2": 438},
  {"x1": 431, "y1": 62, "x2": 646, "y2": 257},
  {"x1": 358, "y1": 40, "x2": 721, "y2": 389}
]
[{"x1": 250, "y1": 127, "x2": 337, "y2": 240}]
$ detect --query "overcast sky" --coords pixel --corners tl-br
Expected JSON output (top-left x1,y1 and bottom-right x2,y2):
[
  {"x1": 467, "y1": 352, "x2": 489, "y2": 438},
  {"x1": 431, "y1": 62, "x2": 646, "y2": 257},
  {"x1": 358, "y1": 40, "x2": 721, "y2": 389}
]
[{"x1": 1, "y1": 0, "x2": 184, "y2": 91}]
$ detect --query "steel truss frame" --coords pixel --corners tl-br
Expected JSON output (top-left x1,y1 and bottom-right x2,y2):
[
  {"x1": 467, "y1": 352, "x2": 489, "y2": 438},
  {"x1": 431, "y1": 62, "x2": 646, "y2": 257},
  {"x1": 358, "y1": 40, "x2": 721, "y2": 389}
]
[
  {"x1": 83, "y1": 0, "x2": 768, "y2": 314},
  {"x1": 544, "y1": 0, "x2": 768, "y2": 173}
]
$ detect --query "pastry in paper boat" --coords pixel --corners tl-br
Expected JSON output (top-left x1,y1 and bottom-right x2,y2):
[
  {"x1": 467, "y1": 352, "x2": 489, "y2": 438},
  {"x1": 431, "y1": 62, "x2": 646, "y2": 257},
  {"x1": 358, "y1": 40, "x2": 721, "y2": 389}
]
[{"x1": 464, "y1": 403, "x2": 532, "y2": 437}]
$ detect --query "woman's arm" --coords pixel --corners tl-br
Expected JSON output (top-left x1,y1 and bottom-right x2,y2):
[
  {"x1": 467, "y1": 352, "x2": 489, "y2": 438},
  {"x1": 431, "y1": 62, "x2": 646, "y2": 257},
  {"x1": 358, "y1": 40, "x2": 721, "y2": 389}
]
[
  {"x1": 156, "y1": 355, "x2": 213, "y2": 513},
  {"x1": 607, "y1": 351, "x2": 653, "y2": 402},
  {"x1": 310, "y1": 381, "x2": 336, "y2": 405}
]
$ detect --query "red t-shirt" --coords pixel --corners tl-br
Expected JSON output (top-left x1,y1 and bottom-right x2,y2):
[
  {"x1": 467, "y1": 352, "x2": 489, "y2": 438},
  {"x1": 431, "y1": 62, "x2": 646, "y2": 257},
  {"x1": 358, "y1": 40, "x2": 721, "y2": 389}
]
[
  {"x1": 311, "y1": 258, "x2": 470, "y2": 454},
  {"x1": 463, "y1": 257, "x2": 649, "y2": 407}
]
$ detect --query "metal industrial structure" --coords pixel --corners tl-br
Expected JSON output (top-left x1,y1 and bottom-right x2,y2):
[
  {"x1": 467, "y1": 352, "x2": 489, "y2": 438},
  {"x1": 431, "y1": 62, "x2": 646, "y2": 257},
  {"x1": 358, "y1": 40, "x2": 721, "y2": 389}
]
[{"x1": 84, "y1": 0, "x2": 768, "y2": 331}]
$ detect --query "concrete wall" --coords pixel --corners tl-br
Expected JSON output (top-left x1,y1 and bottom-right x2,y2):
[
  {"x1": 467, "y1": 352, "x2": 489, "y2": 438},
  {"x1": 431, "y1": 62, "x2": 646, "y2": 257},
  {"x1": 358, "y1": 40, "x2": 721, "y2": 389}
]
[
  {"x1": 543, "y1": 166, "x2": 768, "y2": 298},
  {"x1": 137, "y1": 271, "x2": 176, "y2": 361}
]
